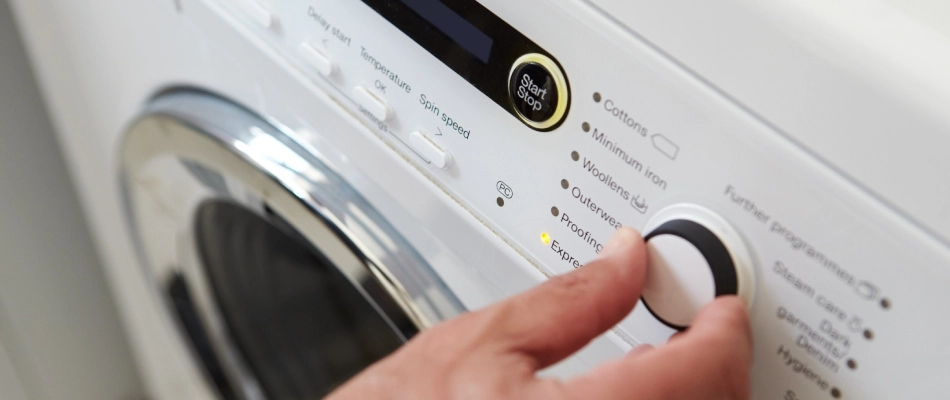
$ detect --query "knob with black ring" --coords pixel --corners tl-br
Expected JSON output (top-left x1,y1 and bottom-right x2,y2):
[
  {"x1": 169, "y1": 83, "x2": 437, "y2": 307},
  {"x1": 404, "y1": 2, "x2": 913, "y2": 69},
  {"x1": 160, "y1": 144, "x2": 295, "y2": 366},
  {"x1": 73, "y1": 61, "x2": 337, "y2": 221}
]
[{"x1": 641, "y1": 205, "x2": 755, "y2": 331}]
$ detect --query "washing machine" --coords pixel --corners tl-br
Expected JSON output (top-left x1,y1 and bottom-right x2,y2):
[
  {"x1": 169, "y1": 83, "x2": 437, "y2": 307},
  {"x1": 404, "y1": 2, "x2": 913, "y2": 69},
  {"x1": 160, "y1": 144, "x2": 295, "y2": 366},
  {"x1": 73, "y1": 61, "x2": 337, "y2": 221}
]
[{"x1": 9, "y1": 0, "x2": 950, "y2": 398}]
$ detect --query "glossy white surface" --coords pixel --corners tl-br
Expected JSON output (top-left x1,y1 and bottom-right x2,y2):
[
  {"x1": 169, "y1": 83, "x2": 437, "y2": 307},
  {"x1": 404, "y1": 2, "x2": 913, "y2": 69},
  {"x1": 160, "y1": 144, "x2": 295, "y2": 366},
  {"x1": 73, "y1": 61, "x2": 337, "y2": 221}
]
[
  {"x1": 266, "y1": 0, "x2": 950, "y2": 397},
  {"x1": 586, "y1": 0, "x2": 950, "y2": 244},
  {"x1": 0, "y1": 1, "x2": 144, "y2": 398},
  {"x1": 10, "y1": 0, "x2": 950, "y2": 398},
  {"x1": 8, "y1": 0, "x2": 575, "y2": 397}
]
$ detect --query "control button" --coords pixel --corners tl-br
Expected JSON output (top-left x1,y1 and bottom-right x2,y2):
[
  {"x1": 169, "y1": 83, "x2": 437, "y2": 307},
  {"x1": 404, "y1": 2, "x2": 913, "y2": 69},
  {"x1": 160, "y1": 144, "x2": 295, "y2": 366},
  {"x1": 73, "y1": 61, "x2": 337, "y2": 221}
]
[
  {"x1": 508, "y1": 53, "x2": 570, "y2": 131},
  {"x1": 351, "y1": 86, "x2": 390, "y2": 121},
  {"x1": 298, "y1": 43, "x2": 334, "y2": 76},
  {"x1": 408, "y1": 132, "x2": 451, "y2": 169},
  {"x1": 641, "y1": 205, "x2": 755, "y2": 331},
  {"x1": 236, "y1": 0, "x2": 273, "y2": 28}
]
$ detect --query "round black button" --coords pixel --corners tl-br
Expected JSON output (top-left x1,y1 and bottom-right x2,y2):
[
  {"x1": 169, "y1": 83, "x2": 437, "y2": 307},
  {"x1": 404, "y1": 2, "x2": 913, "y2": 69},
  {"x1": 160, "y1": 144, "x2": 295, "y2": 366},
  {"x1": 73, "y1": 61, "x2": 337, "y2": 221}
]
[
  {"x1": 509, "y1": 62, "x2": 559, "y2": 123},
  {"x1": 508, "y1": 54, "x2": 569, "y2": 131}
]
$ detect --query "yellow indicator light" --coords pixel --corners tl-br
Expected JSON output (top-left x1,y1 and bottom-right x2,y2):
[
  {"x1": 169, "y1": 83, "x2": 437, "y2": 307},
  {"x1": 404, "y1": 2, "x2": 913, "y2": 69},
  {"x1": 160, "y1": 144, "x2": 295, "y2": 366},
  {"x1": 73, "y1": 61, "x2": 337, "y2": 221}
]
[{"x1": 541, "y1": 232, "x2": 551, "y2": 245}]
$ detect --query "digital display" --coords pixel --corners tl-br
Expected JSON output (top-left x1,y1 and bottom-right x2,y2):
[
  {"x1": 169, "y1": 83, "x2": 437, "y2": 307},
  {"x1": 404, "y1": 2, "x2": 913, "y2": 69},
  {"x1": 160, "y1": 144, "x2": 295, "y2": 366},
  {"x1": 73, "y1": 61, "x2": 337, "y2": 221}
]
[
  {"x1": 398, "y1": 0, "x2": 493, "y2": 63},
  {"x1": 361, "y1": 0, "x2": 565, "y2": 127}
]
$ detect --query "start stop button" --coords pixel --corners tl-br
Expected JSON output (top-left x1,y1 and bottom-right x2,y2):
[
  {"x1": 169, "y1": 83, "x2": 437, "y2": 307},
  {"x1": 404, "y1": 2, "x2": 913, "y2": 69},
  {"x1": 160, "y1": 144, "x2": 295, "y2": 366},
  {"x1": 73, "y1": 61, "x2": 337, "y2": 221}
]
[{"x1": 508, "y1": 53, "x2": 570, "y2": 131}]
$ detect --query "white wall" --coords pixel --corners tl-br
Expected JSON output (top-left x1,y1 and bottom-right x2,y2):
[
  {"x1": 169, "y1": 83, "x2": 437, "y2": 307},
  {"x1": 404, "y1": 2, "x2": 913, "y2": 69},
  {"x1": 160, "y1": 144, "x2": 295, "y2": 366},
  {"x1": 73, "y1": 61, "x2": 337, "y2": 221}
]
[{"x1": 0, "y1": 0, "x2": 145, "y2": 398}]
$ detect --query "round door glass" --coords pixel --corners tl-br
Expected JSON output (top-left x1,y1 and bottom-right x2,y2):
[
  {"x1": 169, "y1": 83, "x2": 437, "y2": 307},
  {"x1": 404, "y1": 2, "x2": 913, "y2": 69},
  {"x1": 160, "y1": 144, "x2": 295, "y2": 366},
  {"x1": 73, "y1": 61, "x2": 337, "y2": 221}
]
[{"x1": 188, "y1": 200, "x2": 403, "y2": 399}]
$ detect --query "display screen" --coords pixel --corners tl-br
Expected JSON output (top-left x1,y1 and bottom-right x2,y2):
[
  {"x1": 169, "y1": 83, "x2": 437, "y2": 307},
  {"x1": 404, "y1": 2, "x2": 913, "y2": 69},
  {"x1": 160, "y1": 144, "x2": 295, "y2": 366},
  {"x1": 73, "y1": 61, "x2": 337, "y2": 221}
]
[
  {"x1": 361, "y1": 0, "x2": 565, "y2": 127},
  {"x1": 399, "y1": 0, "x2": 493, "y2": 62}
]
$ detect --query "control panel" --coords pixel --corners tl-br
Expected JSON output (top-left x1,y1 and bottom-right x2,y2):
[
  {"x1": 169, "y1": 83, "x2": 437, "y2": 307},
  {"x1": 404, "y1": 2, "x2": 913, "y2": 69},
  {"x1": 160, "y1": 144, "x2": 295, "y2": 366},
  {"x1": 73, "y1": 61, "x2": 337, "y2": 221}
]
[{"x1": 213, "y1": 0, "x2": 950, "y2": 398}]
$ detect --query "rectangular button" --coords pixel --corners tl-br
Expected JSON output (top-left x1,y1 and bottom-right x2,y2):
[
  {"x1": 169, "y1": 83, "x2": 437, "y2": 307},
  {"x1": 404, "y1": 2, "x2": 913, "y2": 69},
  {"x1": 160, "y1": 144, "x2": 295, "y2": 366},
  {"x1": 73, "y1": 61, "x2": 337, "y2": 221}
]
[
  {"x1": 236, "y1": 0, "x2": 273, "y2": 28},
  {"x1": 351, "y1": 86, "x2": 390, "y2": 121},
  {"x1": 409, "y1": 132, "x2": 451, "y2": 169},
  {"x1": 298, "y1": 43, "x2": 334, "y2": 76}
]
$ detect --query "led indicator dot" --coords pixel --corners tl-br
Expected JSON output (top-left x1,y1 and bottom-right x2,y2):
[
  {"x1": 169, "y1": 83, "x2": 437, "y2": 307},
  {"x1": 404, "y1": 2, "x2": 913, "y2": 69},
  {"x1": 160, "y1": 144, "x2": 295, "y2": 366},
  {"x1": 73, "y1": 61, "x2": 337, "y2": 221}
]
[
  {"x1": 880, "y1": 298, "x2": 891, "y2": 310},
  {"x1": 593, "y1": 92, "x2": 602, "y2": 103},
  {"x1": 497, "y1": 197, "x2": 505, "y2": 207},
  {"x1": 830, "y1": 387, "x2": 842, "y2": 398},
  {"x1": 582, "y1": 122, "x2": 591, "y2": 132},
  {"x1": 863, "y1": 329, "x2": 874, "y2": 340},
  {"x1": 847, "y1": 359, "x2": 857, "y2": 370},
  {"x1": 551, "y1": 206, "x2": 560, "y2": 217},
  {"x1": 541, "y1": 232, "x2": 551, "y2": 244},
  {"x1": 571, "y1": 151, "x2": 580, "y2": 161},
  {"x1": 561, "y1": 179, "x2": 570, "y2": 189}
]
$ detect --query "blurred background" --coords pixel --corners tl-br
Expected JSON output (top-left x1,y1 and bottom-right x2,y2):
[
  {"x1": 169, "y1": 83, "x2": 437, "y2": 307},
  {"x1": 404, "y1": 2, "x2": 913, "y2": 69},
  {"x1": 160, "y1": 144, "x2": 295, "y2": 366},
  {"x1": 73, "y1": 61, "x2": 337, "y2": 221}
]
[{"x1": 0, "y1": 0, "x2": 145, "y2": 398}]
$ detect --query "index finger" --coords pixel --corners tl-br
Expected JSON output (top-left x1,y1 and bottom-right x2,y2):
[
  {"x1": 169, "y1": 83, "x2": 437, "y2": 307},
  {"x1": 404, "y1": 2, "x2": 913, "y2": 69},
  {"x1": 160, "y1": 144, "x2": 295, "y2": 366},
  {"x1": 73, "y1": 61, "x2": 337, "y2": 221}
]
[{"x1": 485, "y1": 227, "x2": 648, "y2": 368}]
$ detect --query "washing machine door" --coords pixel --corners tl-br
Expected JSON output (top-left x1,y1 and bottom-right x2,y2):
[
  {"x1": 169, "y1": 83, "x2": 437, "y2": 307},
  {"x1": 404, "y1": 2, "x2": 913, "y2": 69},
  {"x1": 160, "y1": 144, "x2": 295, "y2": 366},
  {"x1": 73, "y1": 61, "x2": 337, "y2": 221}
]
[{"x1": 120, "y1": 90, "x2": 464, "y2": 400}]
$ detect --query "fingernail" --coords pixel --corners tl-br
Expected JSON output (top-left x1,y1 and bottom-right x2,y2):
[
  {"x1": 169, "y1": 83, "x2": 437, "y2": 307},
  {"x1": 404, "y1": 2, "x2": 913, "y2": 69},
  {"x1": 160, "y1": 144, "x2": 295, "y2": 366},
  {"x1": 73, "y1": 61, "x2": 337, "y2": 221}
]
[{"x1": 600, "y1": 227, "x2": 640, "y2": 258}]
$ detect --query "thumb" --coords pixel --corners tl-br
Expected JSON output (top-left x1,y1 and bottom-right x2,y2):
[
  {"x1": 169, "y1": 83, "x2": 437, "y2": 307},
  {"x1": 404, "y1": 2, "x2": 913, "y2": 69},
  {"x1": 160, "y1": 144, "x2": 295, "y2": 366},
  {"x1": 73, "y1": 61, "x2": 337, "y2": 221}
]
[
  {"x1": 488, "y1": 227, "x2": 648, "y2": 368},
  {"x1": 563, "y1": 297, "x2": 753, "y2": 400}
]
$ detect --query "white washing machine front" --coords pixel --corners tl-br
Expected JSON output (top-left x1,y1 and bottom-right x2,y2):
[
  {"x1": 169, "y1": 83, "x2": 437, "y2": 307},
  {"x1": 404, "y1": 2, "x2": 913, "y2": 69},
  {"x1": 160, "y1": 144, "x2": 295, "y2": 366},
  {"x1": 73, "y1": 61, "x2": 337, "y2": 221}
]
[
  {"x1": 10, "y1": 0, "x2": 950, "y2": 399},
  {"x1": 9, "y1": 0, "x2": 567, "y2": 398},
  {"x1": 119, "y1": 90, "x2": 475, "y2": 398}
]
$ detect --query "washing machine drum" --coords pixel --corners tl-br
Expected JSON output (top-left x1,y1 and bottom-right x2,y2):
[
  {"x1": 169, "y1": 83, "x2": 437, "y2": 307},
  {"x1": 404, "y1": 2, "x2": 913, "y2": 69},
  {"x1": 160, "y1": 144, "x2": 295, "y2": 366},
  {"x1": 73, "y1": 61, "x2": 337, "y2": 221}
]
[{"x1": 120, "y1": 90, "x2": 461, "y2": 399}]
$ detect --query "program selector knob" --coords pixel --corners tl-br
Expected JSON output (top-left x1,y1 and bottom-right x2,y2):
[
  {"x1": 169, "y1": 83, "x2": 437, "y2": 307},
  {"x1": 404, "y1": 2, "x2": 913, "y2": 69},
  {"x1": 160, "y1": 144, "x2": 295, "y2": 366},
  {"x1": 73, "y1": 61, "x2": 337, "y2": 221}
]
[{"x1": 641, "y1": 205, "x2": 755, "y2": 331}]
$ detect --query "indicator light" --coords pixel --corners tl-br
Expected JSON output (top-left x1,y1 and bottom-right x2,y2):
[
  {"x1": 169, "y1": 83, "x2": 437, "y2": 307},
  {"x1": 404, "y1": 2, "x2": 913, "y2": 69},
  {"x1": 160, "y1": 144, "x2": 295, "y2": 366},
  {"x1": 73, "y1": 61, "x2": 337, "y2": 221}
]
[{"x1": 541, "y1": 232, "x2": 551, "y2": 244}]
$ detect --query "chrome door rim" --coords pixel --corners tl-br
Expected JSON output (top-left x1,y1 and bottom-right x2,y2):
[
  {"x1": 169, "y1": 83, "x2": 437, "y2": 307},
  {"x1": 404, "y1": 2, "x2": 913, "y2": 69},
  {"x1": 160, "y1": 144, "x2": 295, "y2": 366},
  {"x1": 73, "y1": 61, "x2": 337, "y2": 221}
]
[{"x1": 120, "y1": 89, "x2": 463, "y2": 398}]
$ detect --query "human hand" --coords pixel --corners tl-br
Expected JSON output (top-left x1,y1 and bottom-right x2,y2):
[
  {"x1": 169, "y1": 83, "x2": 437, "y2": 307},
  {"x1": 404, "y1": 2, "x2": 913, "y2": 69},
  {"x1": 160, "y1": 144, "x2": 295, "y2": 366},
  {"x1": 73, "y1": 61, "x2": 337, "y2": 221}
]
[{"x1": 328, "y1": 227, "x2": 753, "y2": 399}]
